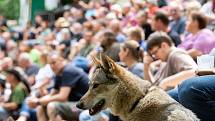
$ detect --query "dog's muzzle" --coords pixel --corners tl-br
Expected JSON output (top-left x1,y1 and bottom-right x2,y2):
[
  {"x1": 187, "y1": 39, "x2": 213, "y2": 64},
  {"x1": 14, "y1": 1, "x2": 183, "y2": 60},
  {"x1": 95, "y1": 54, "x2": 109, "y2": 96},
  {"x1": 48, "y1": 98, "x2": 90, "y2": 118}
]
[
  {"x1": 89, "y1": 99, "x2": 105, "y2": 115},
  {"x1": 76, "y1": 101, "x2": 86, "y2": 109},
  {"x1": 76, "y1": 99, "x2": 106, "y2": 115}
]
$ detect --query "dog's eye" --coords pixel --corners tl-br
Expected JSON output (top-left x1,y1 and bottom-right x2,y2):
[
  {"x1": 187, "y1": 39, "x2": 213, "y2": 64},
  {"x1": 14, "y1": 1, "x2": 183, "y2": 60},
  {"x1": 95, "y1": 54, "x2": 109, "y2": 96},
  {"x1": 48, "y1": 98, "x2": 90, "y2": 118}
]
[{"x1": 92, "y1": 84, "x2": 99, "y2": 89}]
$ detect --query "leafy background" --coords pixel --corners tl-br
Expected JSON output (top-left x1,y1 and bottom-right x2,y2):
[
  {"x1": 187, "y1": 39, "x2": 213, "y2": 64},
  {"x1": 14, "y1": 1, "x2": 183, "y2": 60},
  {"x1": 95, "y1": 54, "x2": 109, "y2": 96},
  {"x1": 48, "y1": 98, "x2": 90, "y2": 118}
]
[{"x1": 0, "y1": 0, "x2": 20, "y2": 20}]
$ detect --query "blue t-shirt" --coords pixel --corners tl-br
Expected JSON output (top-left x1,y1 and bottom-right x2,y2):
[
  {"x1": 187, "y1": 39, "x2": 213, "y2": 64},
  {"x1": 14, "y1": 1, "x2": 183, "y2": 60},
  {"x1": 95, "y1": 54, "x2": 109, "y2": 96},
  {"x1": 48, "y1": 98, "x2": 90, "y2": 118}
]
[
  {"x1": 25, "y1": 64, "x2": 39, "y2": 76},
  {"x1": 170, "y1": 17, "x2": 186, "y2": 35},
  {"x1": 54, "y1": 63, "x2": 89, "y2": 101},
  {"x1": 116, "y1": 33, "x2": 126, "y2": 43},
  {"x1": 128, "y1": 63, "x2": 144, "y2": 79},
  {"x1": 168, "y1": 31, "x2": 181, "y2": 47}
]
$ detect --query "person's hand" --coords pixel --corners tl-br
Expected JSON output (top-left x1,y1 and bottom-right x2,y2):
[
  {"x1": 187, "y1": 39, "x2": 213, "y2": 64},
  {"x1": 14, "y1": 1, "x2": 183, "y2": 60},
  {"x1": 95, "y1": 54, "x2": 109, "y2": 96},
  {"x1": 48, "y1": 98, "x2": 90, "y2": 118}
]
[
  {"x1": 159, "y1": 81, "x2": 174, "y2": 91},
  {"x1": 39, "y1": 95, "x2": 51, "y2": 106},
  {"x1": 143, "y1": 52, "x2": 154, "y2": 65},
  {"x1": 28, "y1": 76, "x2": 35, "y2": 86},
  {"x1": 0, "y1": 96, "x2": 4, "y2": 102},
  {"x1": 0, "y1": 102, "x2": 4, "y2": 107},
  {"x1": 78, "y1": 1, "x2": 86, "y2": 7},
  {"x1": 159, "y1": 82, "x2": 167, "y2": 90},
  {"x1": 26, "y1": 97, "x2": 39, "y2": 108}
]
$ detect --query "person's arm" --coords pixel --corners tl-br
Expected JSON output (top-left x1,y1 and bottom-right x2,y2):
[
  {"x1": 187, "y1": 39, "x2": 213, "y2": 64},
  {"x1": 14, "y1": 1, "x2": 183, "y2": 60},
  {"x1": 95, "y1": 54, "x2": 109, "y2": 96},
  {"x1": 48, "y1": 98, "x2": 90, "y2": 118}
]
[
  {"x1": 49, "y1": 88, "x2": 58, "y2": 96},
  {"x1": 200, "y1": 2, "x2": 215, "y2": 23},
  {"x1": 36, "y1": 77, "x2": 51, "y2": 89},
  {"x1": 0, "y1": 102, "x2": 18, "y2": 110},
  {"x1": 39, "y1": 87, "x2": 71, "y2": 105},
  {"x1": 188, "y1": 49, "x2": 202, "y2": 59},
  {"x1": 143, "y1": 53, "x2": 155, "y2": 83},
  {"x1": 159, "y1": 69, "x2": 196, "y2": 90}
]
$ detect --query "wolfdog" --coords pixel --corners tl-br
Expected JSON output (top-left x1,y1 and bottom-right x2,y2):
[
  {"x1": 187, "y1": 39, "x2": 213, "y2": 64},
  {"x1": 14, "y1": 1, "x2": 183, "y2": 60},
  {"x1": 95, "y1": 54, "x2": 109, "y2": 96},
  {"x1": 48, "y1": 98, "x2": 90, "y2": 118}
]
[{"x1": 77, "y1": 54, "x2": 199, "y2": 121}]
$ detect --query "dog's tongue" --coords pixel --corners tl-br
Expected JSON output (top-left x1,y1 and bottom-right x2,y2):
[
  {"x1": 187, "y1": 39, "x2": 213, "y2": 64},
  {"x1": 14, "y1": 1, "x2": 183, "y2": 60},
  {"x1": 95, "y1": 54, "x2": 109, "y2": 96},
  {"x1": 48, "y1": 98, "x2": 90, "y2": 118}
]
[{"x1": 89, "y1": 99, "x2": 105, "y2": 115}]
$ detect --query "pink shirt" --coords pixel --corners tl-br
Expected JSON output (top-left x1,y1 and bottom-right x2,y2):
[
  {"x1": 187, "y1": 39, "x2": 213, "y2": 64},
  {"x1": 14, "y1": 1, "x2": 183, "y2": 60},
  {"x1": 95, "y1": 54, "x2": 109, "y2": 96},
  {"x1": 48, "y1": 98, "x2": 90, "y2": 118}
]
[{"x1": 178, "y1": 29, "x2": 215, "y2": 54}]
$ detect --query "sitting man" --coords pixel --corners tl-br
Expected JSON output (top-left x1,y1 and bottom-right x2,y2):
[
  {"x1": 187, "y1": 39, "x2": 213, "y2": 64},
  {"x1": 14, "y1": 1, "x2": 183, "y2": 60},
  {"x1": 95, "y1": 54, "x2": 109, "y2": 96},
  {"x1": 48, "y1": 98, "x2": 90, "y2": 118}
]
[
  {"x1": 27, "y1": 52, "x2": 89, "y2": 121},
  {"x1": 169, "y1": 49, "x2": 215, "y2": 121},
  {"x1": 144, "y1": 32, "x2": 197, "y2": 90}
]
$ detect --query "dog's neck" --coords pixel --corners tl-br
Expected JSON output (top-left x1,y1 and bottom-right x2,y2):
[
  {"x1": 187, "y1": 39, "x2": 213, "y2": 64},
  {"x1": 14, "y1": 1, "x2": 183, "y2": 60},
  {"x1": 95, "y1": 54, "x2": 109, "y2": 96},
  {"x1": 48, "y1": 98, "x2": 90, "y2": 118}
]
[
  {"x1": 129, "y1": 96, "x2": 143, "y2": 113},
  {"x1": 105, "y1": 63, "x2": 152, "y2": 118},
  {"x1": 128, "y1": 84, "x2": 152, "y2": 113},
  {"x1": 110, "y1": 68, "x2": 152, "y2": 117}
]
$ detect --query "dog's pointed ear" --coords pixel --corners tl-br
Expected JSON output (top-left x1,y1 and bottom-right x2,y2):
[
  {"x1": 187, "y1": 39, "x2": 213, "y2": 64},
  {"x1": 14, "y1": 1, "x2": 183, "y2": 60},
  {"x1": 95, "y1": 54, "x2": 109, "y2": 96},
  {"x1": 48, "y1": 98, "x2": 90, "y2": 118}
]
[
  {"x1": 100, "y1": 53, "x2": 118, "y2": 73},
  {"x1": 7, "y1": 117, "x2": 14, "y2": 121},
  {"x1": 91, "y1": 55, "x2": 101, "y2": 67}
]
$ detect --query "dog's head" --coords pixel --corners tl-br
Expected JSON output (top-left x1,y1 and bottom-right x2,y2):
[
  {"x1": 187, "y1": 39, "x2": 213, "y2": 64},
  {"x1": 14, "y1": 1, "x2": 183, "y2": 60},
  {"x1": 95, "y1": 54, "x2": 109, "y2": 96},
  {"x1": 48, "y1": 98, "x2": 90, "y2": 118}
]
[{"x1": 76, "y1": 54, "x2": 123, "y2": 115}]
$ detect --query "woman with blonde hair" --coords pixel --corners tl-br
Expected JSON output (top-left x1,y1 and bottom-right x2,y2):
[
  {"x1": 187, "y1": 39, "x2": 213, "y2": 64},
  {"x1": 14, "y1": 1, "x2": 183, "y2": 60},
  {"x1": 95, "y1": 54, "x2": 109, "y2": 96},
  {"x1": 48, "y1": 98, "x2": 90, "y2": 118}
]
[{"x1": 119, "y1": 40, "x2": 144, "y2": 78}]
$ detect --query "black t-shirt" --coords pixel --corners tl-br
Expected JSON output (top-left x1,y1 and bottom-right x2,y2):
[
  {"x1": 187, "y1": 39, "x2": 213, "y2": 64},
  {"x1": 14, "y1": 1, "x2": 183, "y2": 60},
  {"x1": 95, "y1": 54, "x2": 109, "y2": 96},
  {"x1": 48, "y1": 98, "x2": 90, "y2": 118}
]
[
  {"x1": 54, "y1": 63, "x2": 89, "y2": 101},
  {"x1": 141, "y1": 23, "x2": 154, "y2": 40}
]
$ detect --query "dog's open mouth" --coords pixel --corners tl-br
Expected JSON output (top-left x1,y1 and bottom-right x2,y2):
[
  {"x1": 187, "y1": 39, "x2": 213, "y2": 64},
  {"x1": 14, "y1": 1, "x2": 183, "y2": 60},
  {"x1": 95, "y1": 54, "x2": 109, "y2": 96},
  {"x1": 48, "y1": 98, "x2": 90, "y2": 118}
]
[{"x1": 89, "y1": 99, "x2": 105, "y2": 115}]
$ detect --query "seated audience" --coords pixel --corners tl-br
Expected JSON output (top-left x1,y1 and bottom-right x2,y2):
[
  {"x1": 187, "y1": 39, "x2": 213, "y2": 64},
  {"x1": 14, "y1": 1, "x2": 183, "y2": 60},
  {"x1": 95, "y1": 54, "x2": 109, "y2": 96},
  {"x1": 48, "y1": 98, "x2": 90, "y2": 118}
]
[
  {"x1": 136, "y1": 10, "x2": 154, "y2": 40},
  {"x1": 27, "y1": 52, "x2": 89, "y2": 121},
  {"x1": 0, "y1": 69, "x2": 30, "y2": 120},
  {"x1": 0, "y1": 77, "x2": 5, "y2": 102},
  {"x1": 169, "y1": 75, "x2": 215, "y2": 121},
  {"x1": 119, "y1": 40, "x2": 144, "y2": 78},
  {"x1": 200, "y1": 0, "x2": 215, "y2": 31},
  {"x1": 18, "y1": 52, "x2": 39, "y2": 86},
  {"x1": 126, "y1": 26, "x2": 147, "y2": 51},
  {"x1": 144, "y1": 32, "x2": 197, "y2": 90},
  {"x1": 151, "y1": 12, "x2": 182, "y2": 46},
  {"x1": 169, "y1": 1, "x2": 186, "y2": 36},
  {"x1": 178, "y1": 12, "x2": 215, "y2": 59}
]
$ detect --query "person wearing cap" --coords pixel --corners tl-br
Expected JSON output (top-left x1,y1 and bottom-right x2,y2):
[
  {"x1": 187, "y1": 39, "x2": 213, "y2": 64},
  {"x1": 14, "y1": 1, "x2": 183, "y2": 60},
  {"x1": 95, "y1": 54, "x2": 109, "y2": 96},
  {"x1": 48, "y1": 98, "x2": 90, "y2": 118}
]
[{"x1": 0, "y1": 69, "x2": 30, "y2": 120}]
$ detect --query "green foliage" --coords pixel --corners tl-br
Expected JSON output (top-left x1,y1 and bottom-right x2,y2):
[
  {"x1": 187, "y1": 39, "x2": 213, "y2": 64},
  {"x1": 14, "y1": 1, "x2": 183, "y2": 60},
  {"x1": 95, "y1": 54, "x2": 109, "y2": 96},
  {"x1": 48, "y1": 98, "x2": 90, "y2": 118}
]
[{"x1": 0, "y1": 0, "x2": 20, "y2": 20}]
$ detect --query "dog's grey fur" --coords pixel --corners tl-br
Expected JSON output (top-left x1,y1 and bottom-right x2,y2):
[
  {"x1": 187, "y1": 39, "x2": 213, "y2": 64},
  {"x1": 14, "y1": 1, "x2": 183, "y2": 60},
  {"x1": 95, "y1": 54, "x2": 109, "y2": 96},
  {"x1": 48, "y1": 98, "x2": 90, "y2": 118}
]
[{"x1": 77, "y1": 54, "x2": 199, "y2": 121}]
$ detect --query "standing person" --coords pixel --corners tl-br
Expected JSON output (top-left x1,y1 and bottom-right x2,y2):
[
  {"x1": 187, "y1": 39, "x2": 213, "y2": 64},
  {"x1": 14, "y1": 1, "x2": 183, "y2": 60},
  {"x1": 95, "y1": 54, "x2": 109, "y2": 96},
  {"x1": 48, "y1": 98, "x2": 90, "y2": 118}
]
[
  {"x1": 27, "y1": 52, "x2": 89, "y2": 121},
  {"x1": 144, "y1": 32, "x2": 197, "y2": 90}
]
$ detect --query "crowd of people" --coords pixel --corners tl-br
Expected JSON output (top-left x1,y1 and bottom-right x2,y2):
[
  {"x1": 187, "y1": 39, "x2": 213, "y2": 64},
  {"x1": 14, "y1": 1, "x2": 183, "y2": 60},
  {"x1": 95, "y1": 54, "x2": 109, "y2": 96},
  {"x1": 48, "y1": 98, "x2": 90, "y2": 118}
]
[{"x1": 0, "y1": 0, "x2": 215, "y2": 121}]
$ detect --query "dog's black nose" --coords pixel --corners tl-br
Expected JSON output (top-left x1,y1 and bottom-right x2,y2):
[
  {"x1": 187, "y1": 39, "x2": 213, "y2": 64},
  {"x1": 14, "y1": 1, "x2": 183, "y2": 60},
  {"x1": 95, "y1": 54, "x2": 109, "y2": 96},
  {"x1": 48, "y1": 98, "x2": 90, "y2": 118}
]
[{"x1": 76, "y1": 102, "x2": 84, "y2": 109}]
